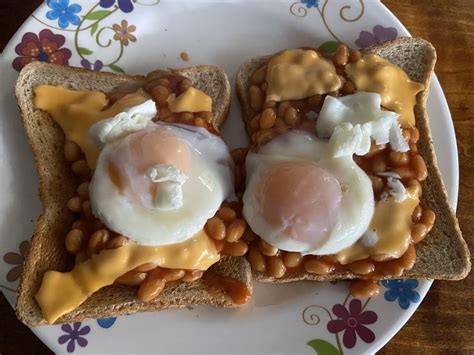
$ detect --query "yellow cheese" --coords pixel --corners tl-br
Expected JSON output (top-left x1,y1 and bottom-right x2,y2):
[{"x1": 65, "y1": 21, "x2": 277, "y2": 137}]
[
  {"x1": 167, "y1": 87, "x2": 212, "y2": 113},
  {"x1": 265, "y1": 49, "x2": 342, "y2": 102},
  {"x1": 345, "y1": 54, "x2": 424, "y2": 128},
  {"x1": 337, "y1": 186, "x2": 420, "y2": 265},
  {"x1": 34, "y1": 85, "x2": 149, "y2": 168},
  {"x1": 35, "y1": 229, "x2": 219, "y2": 324}
]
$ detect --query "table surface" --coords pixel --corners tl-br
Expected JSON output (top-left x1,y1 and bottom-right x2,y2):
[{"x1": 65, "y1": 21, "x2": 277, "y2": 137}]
[{"x1": 0, "y1": 0, "x2": 472, "y2": 354}]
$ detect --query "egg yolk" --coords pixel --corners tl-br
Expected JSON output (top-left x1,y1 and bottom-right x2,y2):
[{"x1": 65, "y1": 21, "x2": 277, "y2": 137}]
[
  {"x1": 260, "y1": 161, "x2": 342, "y2": 244},
  {"x1": 108, "y1": 127, "x2": 192, "y2": 208}
]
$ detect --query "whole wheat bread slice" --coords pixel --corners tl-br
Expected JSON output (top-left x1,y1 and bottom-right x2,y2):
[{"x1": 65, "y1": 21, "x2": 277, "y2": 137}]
[
  {"x1": 15, "y1": 61, "x2": 251, "y2": 326},
  {"x1": 236, "y1": 37, "x2": 471, "y2": 283}
]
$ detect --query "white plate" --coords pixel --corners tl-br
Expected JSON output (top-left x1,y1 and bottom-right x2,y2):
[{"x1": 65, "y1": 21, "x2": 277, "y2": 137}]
[{"x1": 0, "y1": 0, "x2": 458, "y2": 353}]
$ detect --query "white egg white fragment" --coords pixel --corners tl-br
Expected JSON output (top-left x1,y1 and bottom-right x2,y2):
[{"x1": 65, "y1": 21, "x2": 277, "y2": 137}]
[
  {"x1": 316, "y1": 92, "x2": 409, "y2": 155},
  {"x1": 88, "y1": 99, "x2": 157, "y2": 148},
  {"x1": 89, "y1": 117, "x2": 234, "y2": 246},
  {"x1": 243, "y1": 130, "x2": 374, "y2": 255}
]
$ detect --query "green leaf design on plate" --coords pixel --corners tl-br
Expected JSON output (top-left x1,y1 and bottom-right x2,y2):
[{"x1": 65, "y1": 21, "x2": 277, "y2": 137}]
[
  {"x1": 318, "y1": 41, "x2": 341, "y2": 53},
  {"x1": 90, "y1": 22, "x2": 99, "y2": 36},
  {"x1": 307, "y1": 339, "x2": 341, "y2": 355},
  {"x1": 108, "y1": 64, "x2": 125, "y2": 73},
  {"x1": 78, "y1": 47, "x2": 94, "y2": 55},
  {"x1": 83, "y1": 10, "x2": 111, "y2": 21}
]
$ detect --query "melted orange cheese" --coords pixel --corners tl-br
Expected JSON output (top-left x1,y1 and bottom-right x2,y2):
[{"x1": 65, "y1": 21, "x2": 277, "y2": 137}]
[
  {"x1": 34, "y1": 85, "x2": 149, "y2": 168},
  {"x1": 265, "y1": 49, "x2": 342, "y2": 102},
  {"x1": 167, "y1": 87, "x2": 212, "y2": 113},
  {"x1": 345, "y1": 54, "x2": 424, "y2": 128},
  {"x1": 35, "y1": 230, "x2": 219, "y2": 324},
  {"x1": 337, "y1": 186, "x2": 420, "y2": 264}
]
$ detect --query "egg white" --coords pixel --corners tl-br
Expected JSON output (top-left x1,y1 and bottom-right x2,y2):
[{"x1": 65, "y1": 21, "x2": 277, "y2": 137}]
[
  {"x1": 243, "y1": 130, "x2": 374, "y2": 255},
  {"x1": 90, "y1": 123, "x2": 234, "y2": 246}
]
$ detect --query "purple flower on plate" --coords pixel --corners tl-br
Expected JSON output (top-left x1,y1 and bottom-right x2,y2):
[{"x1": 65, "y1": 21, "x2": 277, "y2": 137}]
[
  {"x1": 12, "y1": 29, "x2": 72, "y2": 72},
  {"x1": 58, "y1": 322, "x2": 90, "y2": 353},
  {"x1": 301, "y1": 0, "x2": 319, "y2": 8},
  {"x1": 46, "y1": 0, "x2": 82, "y2": 29},
  {"x1": 355, "y1": 25, "x2": 398, "y2": 48},
  {"x1": 81, "y1": 59, "x2": 104, "y2": 71},
  {"x1": 100, "y1": 0, "x2": 134, "y2": 13},
  {"x1": 327, "y1": 299, "x2": 377, "y2": 349}
]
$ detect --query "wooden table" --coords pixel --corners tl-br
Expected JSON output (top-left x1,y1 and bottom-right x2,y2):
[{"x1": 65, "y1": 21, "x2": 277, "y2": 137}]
[{"x1": 0, "y1": 1, "x2": 472, "y2": 353}]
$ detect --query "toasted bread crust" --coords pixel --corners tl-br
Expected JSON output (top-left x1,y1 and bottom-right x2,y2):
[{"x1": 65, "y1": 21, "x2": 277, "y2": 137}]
[
  {"x1": 236, "y1": 37, "x2": 471, "y2": 283},
  {"x1": 15, "y1": 61, "x2": 249, "y2": 326}
]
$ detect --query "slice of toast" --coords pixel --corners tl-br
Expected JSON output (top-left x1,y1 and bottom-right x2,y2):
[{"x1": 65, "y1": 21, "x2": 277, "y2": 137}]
[
  {"x1": 236, "y1": 37, "x2": 471, "y2": 283},
  {"x1": 15, "y1": 61, "x2": 251, "y2": 326}
]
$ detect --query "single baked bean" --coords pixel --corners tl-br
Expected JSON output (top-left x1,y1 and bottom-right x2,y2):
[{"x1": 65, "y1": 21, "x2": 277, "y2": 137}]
[
  {"x1": 213, "y1": 239, "x2": 225, "y2": 252},
  {"x1": 369, "y1": 175, "x2": 384, "y2": 194},
  {"x1": 206, "y1": 217, "x2": 226, "y2": 240},
  {"x1": 182, "y1": 270, "x2": 204, "y2": 282},
  {"x1": 412, "y1": 154, "x2": 428, "y2": 181},
  {"x1": 106, "y1": 235, "x2": 129, "y2": 249},
  {"x1": 410, "y1": 128, "x2": 420, "y2": 143},
  {"x1": 284, "y1": 107, "x2": 299, "y2": 126},
  {"x1": 87, "y1": 228, "x2": 110, "y2": 256},
  {"x1": 378, "y1": 260, "x2": 404, "y2": 277},
  {"x1": 348, "y1": 49, "x2": 362, "y2": 63},
  {"x1": 116, "y1": 271, "x2": 147, "y2": 286},
  {"x1": 393, "y1": 166, "x2": 415, "y2": 180},
  {"x1": 267, "y1": 256, "x2": 286, "y2": 278},
  {"x1": 282, "y1": 252, "x2": 302, "y2": 268},
  {"x1": 180, "y1": 78, "x2": 192, "y2": 92},
  {"x1": 194, "y1": 117, "x2": 207, "y2": 128},
  {"x1": 82, "y1": 200, "x2": 93, "y2": 219},
  {"x1": 264, "y1": 100, "x2": 276, "y2": 109},
  {"x1": 64, "y1": 140, "x2": 81, "y2": 162},
  {"x1": 409, "y1": 143, "x2": 418, "y2": 153},
  {"x1": 71, "y1": 159, "x2": 90, "y2": 176},
  {"x1": 406, "y1": 179, "x2": 422, "y2": 196},
  {"x1": 402, "y1": 129, "x2": 411, "y2": 142},
  {"x1": 65, "y1": 228, "x2": 85, "y2": 254},
  {"x1": 350, "y1": 279, "x2": 380, "y2": 298},
  {"x1": 163, "y1": 269, "x2": 185, "y2": 282},
  {"x1": 217, "y1": 206, "x2": 237, "y2": 223},
  {"x1": 341, "y1": 80, "x2": 356, "y2": 95},
  {"x1": 67, "y1": 197, "x2": 82, "y2": 212},
  {"x1": 151, "y1": 85, "x2": 170, "y2": 106},
  {"x1": 411, "y1": 223, "x2": 428, "y2": 244},
  {"x1": 304, "y1": 258, "x2": 335, "y2": 274},
  {"x1": 398, "y1": 245, "x2": 416, "y2": 270},
  {"x1": 231, "y1": 148, "x2": 247, "y2": 165},
  {"x1": 421, "y1": 209, "x2": 436, "y2": 231},
  {"x1": 389, "y1": 151, "x2": 409, "y2": 166},
  {"x1": 371, "y1": 155, "x2": 387, "y2": 174},
  {"x1": 259, "y1": 239, "x2": 278, "y2": 256},
  {"x1": 226, "y1": 219, "x2": 246, "y2": 242},
  {"x1": 223, "y1": 240, "x2": 248, "y2": 256},
  {"x1": 77, "y1": 182, "x2": 89, "y2": 199},
  {"x1": 133, "y1": 263, "x2": 158, "y2": 273},
  {"x1": 251, "y1": 65, "x2": 267, "y2": 85},
  {"x1": 138, "y1": 277, "x2": 166, "y2": 302},
  {"x1": 346, "y1": 259, "x2": 375, "y2": 275},
  {"x1": 412, "y1": 205, "x2": 423, "y2": 222},
  {"x1": 260, "y1": 108, "x2": 277, "y2": 129},
  {"x1": 248, "y1": 244, "x2": 266, "y2": 272},
  {"x1": 254, "y1": 129, "x2": 274, "y2": 145},
  {"x1": 277, "y1": 101, "x2": 291, "y2": 117},
  {"x1": 249, "y1": 85, "x2": 264, "y2": 111},
  {"x1": 179, "y1": 112, "x2": 194, "y2": 123},
  {"x1": 335, "y1": 44, "x2": 349, "y2": 66}
]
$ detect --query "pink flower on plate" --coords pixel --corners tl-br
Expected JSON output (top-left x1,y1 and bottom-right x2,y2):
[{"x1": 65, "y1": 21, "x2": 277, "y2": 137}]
[
  {"x1": 12, "y1": 29, "x2": 72, "y2": 71},
  {"x1": 327, "y1": 299, "x2": 377, "y2": 349},
  {"x1": 355, "y1": 25, "x2": 398, "y2": 48}
]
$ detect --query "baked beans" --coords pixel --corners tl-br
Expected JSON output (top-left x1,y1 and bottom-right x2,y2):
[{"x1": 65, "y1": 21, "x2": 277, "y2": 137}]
[
  {"x1": 248, "y1": 244, "x2": 266, "y2": 273},
  {"x1": 304, "y1": 258, "x2": 335, "y2": 275},
  {"x1": 71, "y1": 159, "x2": 90, "y2": 177},
  {"x1": 267, "y1": 256, "x2": 286, "y2": 278},
  {"x1": 138, "y1": 276, "x2": 166, "y2": 302},
  {"x1": 260, "y1": 108, "x2": 277, "y2": 129},
  {"x1": 64, "y1": 140, "x2": 81, "y2": 162},
  {"x1": 350, "y1": 279, "x2": 380, "y2": 298},
  {"x1": 282, "y1": 252, "x2": 302, "y2": 268},
  {"x1": 67, "y1": 197, "x2": 82, "y2": 213},
  {"x1": 334, "y1": 44, "x2": 349, "y2": 66},
  {"x1": 249, "y1": 85, "x2": 264, "y2": 111},
  {"x1": 116, "y1": 271, "x2": 147, "y2": 286},
  {"x1": 205, "y1": 217, "x2": 226, "y2": 240},
  {"x1": 162, "y1": 269, "x2": 186, "y2": 282},
  {"x1": 258, "y1": 239, "x2": 278, "y2": 256},
  {"x1": 106, "y1": 235, "x2": 129, "y2": 249},
  {"x1": 217, "y1": 206, "x2": 237, "y2": 223},
  {"x1": 411, "y1": 223, "x2": 428, "y2": 243},
  {"x1": 223, "y1": 240, "x2": 248, "y2": 256},
  {"x1": 65, "y1": 228, "x2": 85, "y2": 254},
  {"x1": 182, "y1": 270, "x2": 204, "y2": 282},
  {"x1": 77, "y1": 182, "x2": 89, "y2": 199},
  {"x1": 226, "y1": 219, "x2": 246, "y2": 242},
  {"x1": 346, "y1": 260, "x2": 375, "y2": 275},
  {"x1": 87, "y1": 229, "x2": 110, "y2": 256}
]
